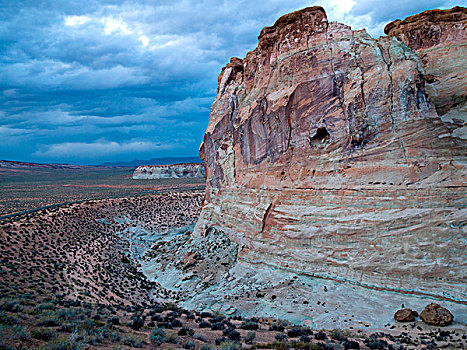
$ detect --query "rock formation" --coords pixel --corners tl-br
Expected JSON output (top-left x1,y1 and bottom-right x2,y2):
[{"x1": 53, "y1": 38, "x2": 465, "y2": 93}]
[
  {"x1": 133, "y1": 163, "x2": 206, "y2": 179},
  {"x1": 195, "y1": 6, "x2": 467, "y2": 303},
  {"x1": 385, "y1": 6, "x2": 467, "y2": 140}
]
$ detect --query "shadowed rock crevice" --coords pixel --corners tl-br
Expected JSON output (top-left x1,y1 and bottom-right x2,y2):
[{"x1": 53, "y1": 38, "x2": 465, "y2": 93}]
[{"x1": 309, "y1": 126, "x2": 330, "y2": 147}]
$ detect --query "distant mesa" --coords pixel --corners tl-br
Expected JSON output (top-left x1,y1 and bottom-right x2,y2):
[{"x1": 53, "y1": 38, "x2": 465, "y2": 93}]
[
  {"x1": 133, "y1": 163, "x2": 206, "y2": 179},
  {"x1": 0, "y1": 159, "x2": 102, "y2": 170}
]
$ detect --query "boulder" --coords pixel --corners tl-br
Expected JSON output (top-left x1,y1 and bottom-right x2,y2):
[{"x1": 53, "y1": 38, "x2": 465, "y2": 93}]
[
  {"x1": 420, "y1": 303, "x2": 454, "y2": 326},
  {"x1": 394, "y1": 308, "x2": 417, "y2": 322}
]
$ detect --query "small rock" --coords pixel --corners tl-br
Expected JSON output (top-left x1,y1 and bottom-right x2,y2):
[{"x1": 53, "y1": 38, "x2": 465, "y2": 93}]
[
  {"x1": 394, "y1": 308, "x2": 417, "y2": 322},
  {"x1": 181, "y1": 273, "x2": 194, "y2": 281},
  {"x1": 182, "y1": 251, "x2": 198, "y2": 269},
  {"x1": 420, "y1": 303, "x2": 453, "y2": 326}
]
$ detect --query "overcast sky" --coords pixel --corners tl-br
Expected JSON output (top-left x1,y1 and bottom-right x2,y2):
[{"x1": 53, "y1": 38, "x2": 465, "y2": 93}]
[{"x1": 0, "y1": 0, "x2": 463, "y2": 164}]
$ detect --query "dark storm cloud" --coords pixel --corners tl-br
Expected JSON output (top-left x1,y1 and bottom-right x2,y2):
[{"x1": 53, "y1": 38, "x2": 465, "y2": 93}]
[{"x1": 0, "y1": 0, "x2": 461, "y2": 164}]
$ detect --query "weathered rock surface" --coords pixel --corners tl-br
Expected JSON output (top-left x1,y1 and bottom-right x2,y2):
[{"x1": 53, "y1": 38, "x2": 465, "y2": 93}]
[
  {"x1": 420, "y1": 303, "x2": 454, "y2": 326},
  {"x1": 195, "y1": 6, "x2": 467, "y2": 304},
  {"x1": 385, "y1": 6, "x2": 467, "y2": 139},
  {"x1": 394, "y1": 308, "x2": 417, "y2": 322},
  {"x1": 133, "y1": 163, "x2": 206, "y2": 179}
]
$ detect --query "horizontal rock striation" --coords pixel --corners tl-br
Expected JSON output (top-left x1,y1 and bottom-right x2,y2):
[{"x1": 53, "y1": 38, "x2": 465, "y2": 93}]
[
  {"x1": 133, "y1": 163, "x2": 206, "y2": 179},
  {"x1": 195, "y1": 7, "x2": 467, "y2": 302}
]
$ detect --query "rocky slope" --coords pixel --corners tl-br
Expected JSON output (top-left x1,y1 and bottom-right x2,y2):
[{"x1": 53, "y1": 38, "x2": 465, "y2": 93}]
[
  {"x1": 133, "y1": 163, "x2": 206, "y2": 179},
  {"x1": 194, "y1": 6, "x2": 467, "y2": 305}
]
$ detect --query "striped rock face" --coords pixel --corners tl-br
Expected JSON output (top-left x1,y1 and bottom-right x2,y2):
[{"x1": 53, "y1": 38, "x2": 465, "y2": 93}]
[{"x1": 195, "y1": 7, "x2": 467, "y2": 302}]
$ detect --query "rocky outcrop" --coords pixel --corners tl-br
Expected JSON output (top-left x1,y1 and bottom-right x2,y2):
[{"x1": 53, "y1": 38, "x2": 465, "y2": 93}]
[
  {"x1": 195, "y1": 6, "x2": 467, "y2": 303},
  {"x1": 133, "y1": 163, "x2": 206, "y2": 179},
  {"x1": 385, "y1": 6, "x2": 467, "y2": 139},
  {"x1": 420, "y1": 303, "x2": 454, "y2": 326}
]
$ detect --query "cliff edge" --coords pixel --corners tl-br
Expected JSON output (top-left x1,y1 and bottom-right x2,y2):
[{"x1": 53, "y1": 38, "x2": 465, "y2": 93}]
[{"x1": 195, "y1": 7, "x2": 467, "y2": 303}]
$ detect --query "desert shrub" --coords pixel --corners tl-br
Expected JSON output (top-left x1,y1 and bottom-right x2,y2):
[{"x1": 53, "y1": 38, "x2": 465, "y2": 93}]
[
  {"x1": 201, "y1": 311, "x2": 213, "y2": 318},
  {"x1": 39, "y1": 316, "x2": 60, "y2": 327},
  {"x1": 254, "y1": 341, "x2": 289, "y2": 349},
  {"x1": 315, "y1": 331, "x2": 327, "y2": 340},
  {"x1": 0, "y1": 311, "x2": 20, "y2": 326},
  {"x1": 343, "y1": 340, "x2": 360, "y2": 349},
  {"x1": 270, "y1": 323, "x2": 285, "y2": 332},
  {"x1": 32, "y1": 327, "x2": 56, "y2": 341},
  {"x1": 59, "y1": 323, "x2": 74, "y2": 333},
  {"x1": 215, "y1": 340, "x2": 242, "y2": 350},
  {"x1": 157, "y1": 321, "x2": 173, "y2": 329},
  {"x1": 223, "y1": 321, "x2": 236, "y2": 329},
  {"x1": 184, "y1": 340, "x2": 195, "y2": 349},
  {"x1": 223, "y1": 328, "x2": 240, "y2": 341},
  {"x1": 47, "y1": 337, "x2": 83, "y2": 350},
  {"x1": 178, "y1": 327, "x2": 194, "y2": 336},
  {"x1": 194, "y1": 333, "x2": 208, "y2": 342},
  {"x1": 299, "y1": 335, "x2": 311, "y2": 343},
  {"x1": 245, "y1": 331, "x2": 256, "y2": 344},
  {"x1": 149, "y1": 305, "x2": 164, "y2": 315},
  {"x1": 240, "y1": 320, "x2": 259, "y2": 330},
  {"x1": 35, "y1": 301, "x2": 56, "y2": 310},
  {"x1": 330, "y1": 329, "x2": 350, "y2": 341},
  {"x1": 366, "y1": 338, "x2": 388, "y2": 349},
  {"x1": 0, "y1": 324, "x2": 31, "y2": 345},
  {"x1": 166, "y1": 332, "x2": 180, "y2": 344},
  {"x1": 130, "y1": 315, "x2": 144, "y2": 330},
  {"x1": 122, "y1": 335, "x2": 145, "y2": 348},
  {"x1": 171, "y1": 318, "x2": 183, "y2": 327},
  {"x1": 199, "y1": 320, "x2": 211, "y2": 328},
  {"x1": 151, "y1": 327, "x2": 166, "y2": 345},
  {"x1": 211, "y1": 322, "x2": 225, "y2": 330},
  {"x1": 151, "y1": 314, "x2": 162, "y2": 321},
  {"x1": 57, "y1": 308, "x2": 79, "y2": 321},
  {"x1": 108, "y1": 316, "x2": 120, "y2": 325},
  {"x1": 289, "y1": 341, "x2": 328, "y2": 349},
  {"x1": 0, "y1": 299, "x2": 23, "y2": 312},
  {"x1": 288, "y1": 327, "x2": 311, "y2": 338},
  {"x1": 275, "y1": 333, "x2": 287, "y2": 341},
  {"x1": 209, "y1": 316, "x2": 225, "y2": 323}
]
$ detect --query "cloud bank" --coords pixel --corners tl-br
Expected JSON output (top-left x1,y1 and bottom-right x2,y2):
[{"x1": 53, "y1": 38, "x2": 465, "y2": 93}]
[{"x1": 0, "y1": 0, "x2": 461, "y2": 164}]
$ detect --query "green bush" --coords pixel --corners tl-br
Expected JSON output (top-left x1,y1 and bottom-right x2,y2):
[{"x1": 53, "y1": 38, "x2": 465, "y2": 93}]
[
  {"x1": 47, "y1": 337, "x2": 82, "y2": 350},
  {"x1": 245, "y1": 331, "x2": 256, "y2": 344},
  {"x1": 0, "y1": 299, "x2": 23, "y2": 313},
  {"x1": 32, "y1": 327, "x2": 56, "y2": 341},
  {"x1": 122, "y1": 335, "x2": 145, "y2": 348},
  {"x1": 0, "y1": 311, "x2": 21, "y2": 326},
  {"x1": 151, "y1": 327, "x2": 166, "y2": 345}
]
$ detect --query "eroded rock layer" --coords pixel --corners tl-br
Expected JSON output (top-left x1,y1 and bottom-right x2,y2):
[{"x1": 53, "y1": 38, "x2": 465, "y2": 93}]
[
  {"x1": 195, "y1": 7, "x2": 467, "y2": 302},
  {"x1": 385, "y1": 6, "x2": 467, "y2": 139},
  {"x1": 133, "y1": 163, "x2": 206, "y2": 179}
]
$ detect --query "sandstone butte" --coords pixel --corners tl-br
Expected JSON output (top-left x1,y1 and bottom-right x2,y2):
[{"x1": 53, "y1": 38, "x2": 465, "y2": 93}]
[{"x1": 194, "y1": 6, "x2": 467, "y2": 303}]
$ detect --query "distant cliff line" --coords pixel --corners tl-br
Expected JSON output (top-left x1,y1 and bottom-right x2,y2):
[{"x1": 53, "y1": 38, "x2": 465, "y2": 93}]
[{"x1": 133, "y1": 163, "x2": 206, "y2": 179}]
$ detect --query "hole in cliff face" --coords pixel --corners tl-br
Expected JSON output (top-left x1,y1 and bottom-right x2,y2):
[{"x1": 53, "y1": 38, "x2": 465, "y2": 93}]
[{"x1": 309, "y1": 127, "x2": 330, "y2": 147}]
